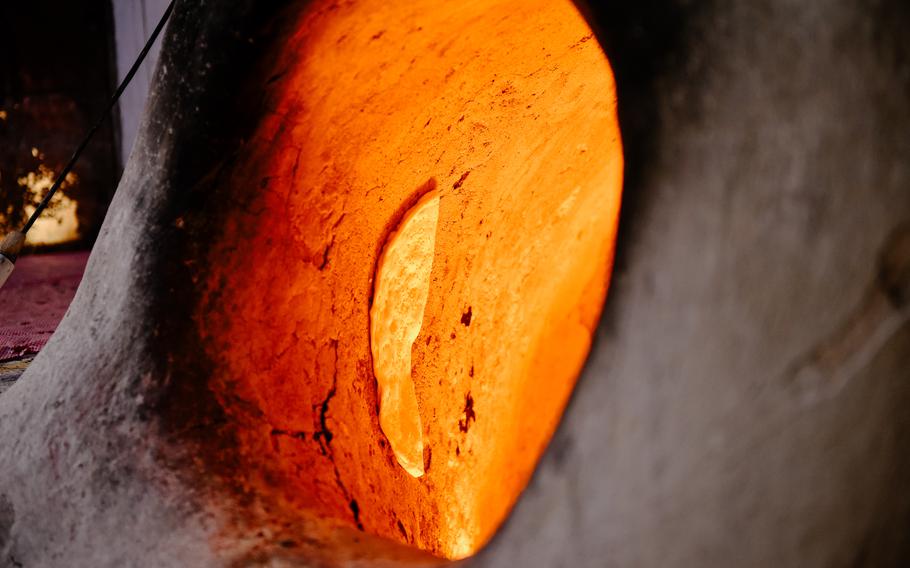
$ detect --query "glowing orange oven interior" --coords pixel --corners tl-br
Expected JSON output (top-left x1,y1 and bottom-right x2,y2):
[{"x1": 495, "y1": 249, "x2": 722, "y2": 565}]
[{"x1": 197, "y1": 0, "x2": 623, "y2": 559}]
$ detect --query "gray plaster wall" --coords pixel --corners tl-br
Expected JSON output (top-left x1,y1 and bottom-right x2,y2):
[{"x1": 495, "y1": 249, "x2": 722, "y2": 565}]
[
  {"x1": 473, "y1": 2, "x2": 910, "y2": 566},
  {"x1": 112, "y1": 0, "x2": 170, "y2": 163}
]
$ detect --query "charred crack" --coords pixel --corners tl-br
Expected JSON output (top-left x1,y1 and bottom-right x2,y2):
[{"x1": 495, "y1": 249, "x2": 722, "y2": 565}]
[
  {"x1": 311, "y1": 339, "x2": 364, "y2": 530},
  {"x1": 318, "y1": 235, "x2": 335, "y2": 271},
  {"x1": 290, "y1": 147, "x2": 303, "y2": 180},
  {"x1": 313, "y1": 341, "x2": 338, "y2": 455},
  {"x1": 461, "y1": 305, "x2": 473, "y2": 326},
  {"x1": 270, "y1": 428, "x2": 309, "y2": 441},
  {"x1": 459, "y1": 392, "x2": 476, "y2": 433},
  {"x1": 349, "y1": 499, "x2": 362, "y2": 530},
  {"x1": 453, "y1": 170, "x2": 471, "y2": 190},
  {"x1": 318, "y1": 214, "x2": 346, "y2": 271}
]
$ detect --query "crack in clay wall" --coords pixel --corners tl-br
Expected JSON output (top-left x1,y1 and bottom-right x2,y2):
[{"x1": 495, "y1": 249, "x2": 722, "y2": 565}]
[{"x1": 195, "y1": 0, "x2": 622, "y2": 558}]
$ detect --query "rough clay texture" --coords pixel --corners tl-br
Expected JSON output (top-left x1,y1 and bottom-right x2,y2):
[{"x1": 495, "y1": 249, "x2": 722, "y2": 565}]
[
  {"x1": 1, "y1": 0, "x2": 909, "y2": 567},
  {"x1": 192, "y1": 0, "x2": 620, "y2": 559},
  {"x1": 0, "y1": 1, "x2": 436, "y2": 566}
]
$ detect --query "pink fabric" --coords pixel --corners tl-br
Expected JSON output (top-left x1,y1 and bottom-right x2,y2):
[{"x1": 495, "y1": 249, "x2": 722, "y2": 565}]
[{"x1": 0, "y1": 252, "x2": 89, "y2": 362}]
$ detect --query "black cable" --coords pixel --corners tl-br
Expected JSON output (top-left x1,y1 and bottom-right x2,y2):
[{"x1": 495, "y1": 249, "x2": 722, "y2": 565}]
[{"x1": 21, "y1": 0, "x2": 176, "y2": 234}]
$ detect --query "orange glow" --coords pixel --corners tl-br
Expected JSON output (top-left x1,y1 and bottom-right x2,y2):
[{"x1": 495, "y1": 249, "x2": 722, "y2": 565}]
[
  {"x1": 198, "y1": 0, "x2": 623, "y2": 559},
  {"x1": 15, "y1": 164, "x2": 80, "y2": 246}
]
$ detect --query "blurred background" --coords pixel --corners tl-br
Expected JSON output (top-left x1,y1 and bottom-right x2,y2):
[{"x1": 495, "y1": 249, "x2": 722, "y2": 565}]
[{"x1": 0, "y1": 0, "x2": 167, "y2": 378}]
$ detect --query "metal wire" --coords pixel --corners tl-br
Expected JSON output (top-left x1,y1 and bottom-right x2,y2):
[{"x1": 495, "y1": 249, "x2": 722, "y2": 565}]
[{"x1": 21, "y1": 0, "x2": 176, "y2": 234}]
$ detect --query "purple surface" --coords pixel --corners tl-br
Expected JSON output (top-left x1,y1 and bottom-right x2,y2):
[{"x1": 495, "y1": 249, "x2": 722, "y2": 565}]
[{"x1": 0, "y1": 251, "x2": 89, "y2": 362}]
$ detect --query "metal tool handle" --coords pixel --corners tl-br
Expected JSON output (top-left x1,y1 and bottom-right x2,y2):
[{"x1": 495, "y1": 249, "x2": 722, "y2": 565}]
[{"x1": 0, "y1": 254, "x2": 14, "y2": 289}]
